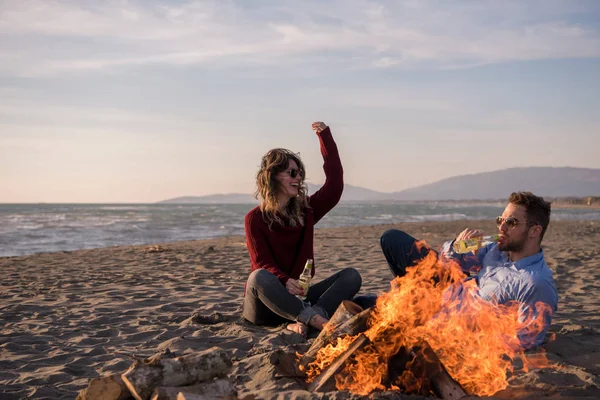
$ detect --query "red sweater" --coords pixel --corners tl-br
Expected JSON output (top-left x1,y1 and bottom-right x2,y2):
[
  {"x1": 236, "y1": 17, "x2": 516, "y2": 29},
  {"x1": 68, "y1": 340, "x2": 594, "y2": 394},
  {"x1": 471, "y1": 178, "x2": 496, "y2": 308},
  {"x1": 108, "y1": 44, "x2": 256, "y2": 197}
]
[{"x1": 244, "y1": 127, "x2": 343, "y2": 285}]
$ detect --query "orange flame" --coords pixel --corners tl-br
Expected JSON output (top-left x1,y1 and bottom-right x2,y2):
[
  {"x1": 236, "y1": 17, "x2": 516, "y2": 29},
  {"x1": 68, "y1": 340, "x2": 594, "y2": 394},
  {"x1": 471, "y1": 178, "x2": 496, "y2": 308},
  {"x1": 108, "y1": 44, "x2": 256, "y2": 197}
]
[{"x1": 305, "y1": 241, "x2": 554, "y2": 396}]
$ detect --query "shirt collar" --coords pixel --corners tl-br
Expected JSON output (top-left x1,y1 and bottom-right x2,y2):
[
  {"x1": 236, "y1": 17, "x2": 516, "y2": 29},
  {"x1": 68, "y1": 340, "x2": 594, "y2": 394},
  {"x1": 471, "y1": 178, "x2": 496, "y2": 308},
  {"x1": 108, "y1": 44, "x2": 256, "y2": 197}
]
[{"x1": 501, "y1": 249, "x2": 544, "y2": 270}]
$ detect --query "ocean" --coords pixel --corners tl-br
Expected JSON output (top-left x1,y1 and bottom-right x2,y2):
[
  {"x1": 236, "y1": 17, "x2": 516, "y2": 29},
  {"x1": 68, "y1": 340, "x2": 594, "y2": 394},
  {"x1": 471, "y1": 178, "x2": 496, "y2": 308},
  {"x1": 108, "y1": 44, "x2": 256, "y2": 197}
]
[{"x1": 1, "y1": 202, "x2": 598, "y2": 257}]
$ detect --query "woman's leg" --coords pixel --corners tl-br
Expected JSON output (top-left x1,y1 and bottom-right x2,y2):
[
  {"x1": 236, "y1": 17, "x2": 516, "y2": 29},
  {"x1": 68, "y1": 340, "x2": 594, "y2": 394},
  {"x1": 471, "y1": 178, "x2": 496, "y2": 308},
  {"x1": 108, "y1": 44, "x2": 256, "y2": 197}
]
[
  {"x1": 242, "y1": 269, "x2": 328, "y2": 327},
  {"x1": 306, "y1": 267, "x2": 362, "y2": 319},
  {"x1": 380, "y1": 229, "x2": 431, "y2": 278}
]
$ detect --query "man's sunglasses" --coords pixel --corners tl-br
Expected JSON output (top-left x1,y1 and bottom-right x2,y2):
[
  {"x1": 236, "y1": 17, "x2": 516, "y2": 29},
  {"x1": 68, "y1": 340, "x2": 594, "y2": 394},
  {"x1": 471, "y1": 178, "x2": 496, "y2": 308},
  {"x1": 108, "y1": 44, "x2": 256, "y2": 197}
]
[{"x1": 495, "y1": 216, "x2": 537, "y2": 228}]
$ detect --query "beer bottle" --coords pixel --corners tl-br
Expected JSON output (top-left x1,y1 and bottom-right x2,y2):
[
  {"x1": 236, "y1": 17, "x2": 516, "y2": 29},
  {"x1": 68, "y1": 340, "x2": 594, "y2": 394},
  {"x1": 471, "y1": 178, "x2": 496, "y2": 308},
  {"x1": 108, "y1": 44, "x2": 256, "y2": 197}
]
[
  {"x1": 452, "y1": 235, "x2": 500, "y2": 254},
  {"x1": 297, "y1": 259, "x2": 313, "y2": 301}
]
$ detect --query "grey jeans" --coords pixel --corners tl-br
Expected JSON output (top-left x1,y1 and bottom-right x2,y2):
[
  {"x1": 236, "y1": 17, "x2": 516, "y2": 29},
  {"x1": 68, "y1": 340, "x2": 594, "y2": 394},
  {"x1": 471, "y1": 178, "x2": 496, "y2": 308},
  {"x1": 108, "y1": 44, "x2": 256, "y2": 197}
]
[{"x1": 242, "y1": 267, "x2": 362, "y2": 326}]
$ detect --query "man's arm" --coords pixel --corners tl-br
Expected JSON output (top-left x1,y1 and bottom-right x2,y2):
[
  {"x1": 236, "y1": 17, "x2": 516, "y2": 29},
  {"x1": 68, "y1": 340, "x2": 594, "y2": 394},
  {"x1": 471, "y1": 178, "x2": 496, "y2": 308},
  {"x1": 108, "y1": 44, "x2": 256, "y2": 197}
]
[
  {"x1": 439, "y1": 228, "x2": 490, "y2": 275},
  {"x1": 440, "y1": 241, "x2": 482, "y2": 275}
]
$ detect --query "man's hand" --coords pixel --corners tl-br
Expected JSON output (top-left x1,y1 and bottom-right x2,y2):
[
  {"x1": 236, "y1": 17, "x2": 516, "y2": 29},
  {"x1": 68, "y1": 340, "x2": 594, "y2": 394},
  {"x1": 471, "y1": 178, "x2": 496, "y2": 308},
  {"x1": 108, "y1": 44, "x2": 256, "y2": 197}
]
[
  {"x1": 286, "y1": 278, "x2": 304, "y2": 296},
  {"x1": 312, "y1": 121, "x2": 328, "y2": 133},
  {"x1": 456, "y1": 228, "x2": 484, "y2": 242}
]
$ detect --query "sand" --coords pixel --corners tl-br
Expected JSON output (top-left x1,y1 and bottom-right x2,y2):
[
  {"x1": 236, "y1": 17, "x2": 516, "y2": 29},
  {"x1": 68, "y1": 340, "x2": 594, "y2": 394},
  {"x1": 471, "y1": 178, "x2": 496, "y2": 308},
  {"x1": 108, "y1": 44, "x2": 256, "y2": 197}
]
[{"x1": 1, "y1": 220, "x2": 599, "y2": 399}]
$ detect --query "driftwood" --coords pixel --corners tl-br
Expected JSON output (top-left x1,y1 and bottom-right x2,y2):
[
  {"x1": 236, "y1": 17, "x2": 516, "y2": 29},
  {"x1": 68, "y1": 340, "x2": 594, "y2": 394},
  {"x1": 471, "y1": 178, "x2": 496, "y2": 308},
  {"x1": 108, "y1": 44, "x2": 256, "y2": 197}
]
[
  {"x1": 150, "y1": 378, "x2": 236, "y2": 400},
  {"x1": 299, "y1": 304, "x2": 372, "y2": 370},
  {"x1": 76, "y1": 373, "x2": 132, "y2": 400},
  {"x1": 122, "y1": 347, "x2": 232, "y2": 400},
  {"x1": 308, "y1": 333, "x2": 370, "y2": 392},
  {"x1": 175, "y1": 394, "x2": 204, "y2": 400},
  {"x1": 175, "y1": 393, "x2": 229, "y2": 400}
]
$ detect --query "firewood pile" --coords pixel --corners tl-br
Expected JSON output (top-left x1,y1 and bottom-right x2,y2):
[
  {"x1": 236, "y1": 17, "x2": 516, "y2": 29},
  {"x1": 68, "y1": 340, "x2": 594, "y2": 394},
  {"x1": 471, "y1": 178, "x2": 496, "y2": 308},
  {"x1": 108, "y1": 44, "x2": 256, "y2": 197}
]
[
  {"x1": 299, "y1": 300, "x2": 467, "y2": 399},
  {"x1": 76, "y1": 347, "x2": 235, "y2": 400}
]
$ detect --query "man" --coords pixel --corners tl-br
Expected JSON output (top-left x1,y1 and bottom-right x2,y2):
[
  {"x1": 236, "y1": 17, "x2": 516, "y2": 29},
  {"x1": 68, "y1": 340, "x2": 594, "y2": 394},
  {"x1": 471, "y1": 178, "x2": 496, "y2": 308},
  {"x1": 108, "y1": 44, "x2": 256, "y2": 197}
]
[{"x1": 380, "y1": 191, "x2": 558, "y2": 349}]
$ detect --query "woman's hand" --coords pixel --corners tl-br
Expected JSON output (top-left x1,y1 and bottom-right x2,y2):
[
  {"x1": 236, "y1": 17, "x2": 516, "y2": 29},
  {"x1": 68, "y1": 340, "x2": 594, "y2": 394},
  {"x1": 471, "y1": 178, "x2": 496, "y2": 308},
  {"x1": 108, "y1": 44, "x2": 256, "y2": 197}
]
[
  {"x1": 286, "y1": 278, "x2": 305, "y2": 296},
  {"x1": 312, "y1": 121, "x2": 328, "y2": 133}
]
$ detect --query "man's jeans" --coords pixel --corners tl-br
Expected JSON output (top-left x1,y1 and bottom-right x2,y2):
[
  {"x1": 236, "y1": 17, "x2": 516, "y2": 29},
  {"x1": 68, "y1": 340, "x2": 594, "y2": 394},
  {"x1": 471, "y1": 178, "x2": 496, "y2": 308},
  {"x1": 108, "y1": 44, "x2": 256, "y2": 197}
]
[
  {"x1": 380, "y1": 229, "x2": 432, "y2": 278},
  {"x1": 243, "y1": 267, "x2": 362, "y2": 326}
]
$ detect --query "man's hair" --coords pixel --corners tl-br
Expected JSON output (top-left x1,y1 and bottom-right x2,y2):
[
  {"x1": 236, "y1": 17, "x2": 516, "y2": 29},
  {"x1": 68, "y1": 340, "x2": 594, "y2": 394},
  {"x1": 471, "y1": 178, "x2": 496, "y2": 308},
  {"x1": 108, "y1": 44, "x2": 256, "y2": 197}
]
[{"x1": 508, "y1": 191, "x2": 552, "y2": 241}]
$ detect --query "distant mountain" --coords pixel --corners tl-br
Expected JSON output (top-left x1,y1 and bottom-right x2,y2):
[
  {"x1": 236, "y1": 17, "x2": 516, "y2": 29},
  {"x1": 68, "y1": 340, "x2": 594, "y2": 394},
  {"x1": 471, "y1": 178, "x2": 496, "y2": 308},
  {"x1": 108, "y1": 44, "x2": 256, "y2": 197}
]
[
  {"x1": 387, "y1": 167, "x2": 600, "y2": 201},
  {"x1": 157, "y1": 183, "x2": 386, "y2": 204},
  {"x1": 307, "y1": 183, "x2": 386, "y2": 201},
  {"x1": 157, "y1": 167, "x2": 600, "y2": 203}
]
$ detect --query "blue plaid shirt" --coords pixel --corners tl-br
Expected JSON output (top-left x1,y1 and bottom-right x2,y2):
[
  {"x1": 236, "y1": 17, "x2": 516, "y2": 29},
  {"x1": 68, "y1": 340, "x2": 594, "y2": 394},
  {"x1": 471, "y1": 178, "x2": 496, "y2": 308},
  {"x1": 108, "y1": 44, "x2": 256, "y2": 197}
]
[{"x1": 441, "y1": 241, "x2": 558, "y2": 349}]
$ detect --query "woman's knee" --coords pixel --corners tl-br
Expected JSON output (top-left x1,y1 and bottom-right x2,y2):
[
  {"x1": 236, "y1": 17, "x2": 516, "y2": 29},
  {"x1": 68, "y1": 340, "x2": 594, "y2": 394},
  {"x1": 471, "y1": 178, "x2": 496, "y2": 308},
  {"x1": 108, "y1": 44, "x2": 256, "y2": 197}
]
[{"x1": 246, "y1": 268, "x2": 277, "y2": 290}]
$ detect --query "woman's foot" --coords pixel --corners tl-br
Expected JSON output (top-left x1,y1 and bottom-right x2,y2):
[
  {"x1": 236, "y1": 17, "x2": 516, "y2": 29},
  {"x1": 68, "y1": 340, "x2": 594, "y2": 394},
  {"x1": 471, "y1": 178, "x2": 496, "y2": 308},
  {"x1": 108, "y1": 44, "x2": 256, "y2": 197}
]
[
  {"x1": 287, "y1": 314, "x2": 329, "y2": 338},
  {"x1": 287, "y1": 322, "x2": 308, "y2": 338}
]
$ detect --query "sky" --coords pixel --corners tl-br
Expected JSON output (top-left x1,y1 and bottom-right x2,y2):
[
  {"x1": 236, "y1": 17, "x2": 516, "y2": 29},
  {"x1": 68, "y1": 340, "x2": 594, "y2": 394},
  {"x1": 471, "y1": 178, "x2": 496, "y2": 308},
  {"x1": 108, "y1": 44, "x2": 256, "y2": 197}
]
[{"x1": 1, "y1": 0, "x2": 599, "y2": 203}]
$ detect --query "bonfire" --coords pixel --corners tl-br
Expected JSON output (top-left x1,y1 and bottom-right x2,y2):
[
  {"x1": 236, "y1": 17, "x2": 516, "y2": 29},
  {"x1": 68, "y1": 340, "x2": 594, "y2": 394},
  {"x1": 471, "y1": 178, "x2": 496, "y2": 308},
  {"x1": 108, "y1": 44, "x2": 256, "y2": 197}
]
[{"x1": 301, "y1": 241, "x2": 553, "y2": 397}]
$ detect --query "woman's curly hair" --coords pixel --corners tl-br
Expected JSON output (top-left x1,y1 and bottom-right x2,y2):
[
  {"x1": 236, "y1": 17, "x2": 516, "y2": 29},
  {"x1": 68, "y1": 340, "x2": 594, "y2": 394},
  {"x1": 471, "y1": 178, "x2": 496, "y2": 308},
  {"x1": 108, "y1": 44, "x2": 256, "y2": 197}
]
[{"x1": 255, "y1": 148, "x2": 309, "y2": 228}]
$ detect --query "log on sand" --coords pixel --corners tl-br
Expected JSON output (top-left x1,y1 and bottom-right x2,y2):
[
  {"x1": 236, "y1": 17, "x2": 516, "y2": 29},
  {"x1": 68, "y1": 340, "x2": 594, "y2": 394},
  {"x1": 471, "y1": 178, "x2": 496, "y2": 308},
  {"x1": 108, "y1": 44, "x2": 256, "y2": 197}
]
[
  {"x1": 175, "y1": 393, "x2": 233, "y2": 400},
  {"x1": 150, "y1": 379, "x2": 235, "y2": 400},
  {"x1": 76, "y1": 374, "x2": 132, "y2": 400},
  {"x1": 122, "y1": 347, "x2": 233, "y2": 400}
]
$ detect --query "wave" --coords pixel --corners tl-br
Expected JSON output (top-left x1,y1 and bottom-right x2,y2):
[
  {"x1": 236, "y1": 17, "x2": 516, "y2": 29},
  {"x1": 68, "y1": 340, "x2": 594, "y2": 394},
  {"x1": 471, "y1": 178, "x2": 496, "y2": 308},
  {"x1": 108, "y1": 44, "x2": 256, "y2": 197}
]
[{"x1": 1, "y1": 203, "x2": 598, "y2": 257}]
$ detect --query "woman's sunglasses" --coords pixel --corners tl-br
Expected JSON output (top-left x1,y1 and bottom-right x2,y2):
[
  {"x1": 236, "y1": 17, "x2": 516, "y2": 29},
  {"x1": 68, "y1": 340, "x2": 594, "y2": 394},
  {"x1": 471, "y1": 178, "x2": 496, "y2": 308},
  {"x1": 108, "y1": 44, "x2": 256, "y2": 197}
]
[
  {"x1": 285, "y1": 168, "x2": 302, "y2": 179},
  {"x1": 496, "y1": 216, "x2": 537, "y2": 228}
]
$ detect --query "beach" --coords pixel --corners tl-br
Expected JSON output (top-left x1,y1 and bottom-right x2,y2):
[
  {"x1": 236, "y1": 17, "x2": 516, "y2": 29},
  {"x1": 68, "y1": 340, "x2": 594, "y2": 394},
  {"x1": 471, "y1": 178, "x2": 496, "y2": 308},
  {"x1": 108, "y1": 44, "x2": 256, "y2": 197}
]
[{"x1": 1, "y1": 219, "x2": 599, "y2": 399}]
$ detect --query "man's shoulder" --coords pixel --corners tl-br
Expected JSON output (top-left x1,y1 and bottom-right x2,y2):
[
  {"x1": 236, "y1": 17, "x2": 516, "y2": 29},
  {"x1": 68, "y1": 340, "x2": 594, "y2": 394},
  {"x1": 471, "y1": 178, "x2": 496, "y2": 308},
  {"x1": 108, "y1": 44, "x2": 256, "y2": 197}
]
[
  {"x1": 517, "y1": 258, "x2": 557, "y2": 293},
  {"x1": 527, "y1": 255, "x2": 554, "y2": 278}
]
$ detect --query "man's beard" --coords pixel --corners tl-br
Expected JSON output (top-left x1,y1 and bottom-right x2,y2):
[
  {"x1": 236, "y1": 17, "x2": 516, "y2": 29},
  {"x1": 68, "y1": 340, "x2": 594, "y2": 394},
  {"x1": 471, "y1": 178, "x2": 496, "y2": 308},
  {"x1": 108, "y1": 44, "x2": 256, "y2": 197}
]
[{"x1": 498, "y1": 232, "x2": 527, "y2": 252}]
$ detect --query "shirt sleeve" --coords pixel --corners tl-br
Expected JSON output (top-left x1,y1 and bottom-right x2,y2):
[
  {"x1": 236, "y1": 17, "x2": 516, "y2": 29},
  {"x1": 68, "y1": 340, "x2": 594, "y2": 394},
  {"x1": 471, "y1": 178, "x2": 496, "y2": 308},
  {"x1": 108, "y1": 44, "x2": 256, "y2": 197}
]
[
  {"x1": 439, "y1": 240, "x2": 491, "y2": 275},
  {"x1": 516, "y1": 281, "x2": 558, "y2": 349},
  {"x1": 308, "y1": 127, "x2": 344, "y2": 223},
  {"x1": 244, "y1": 212, "x2": 290, "y2": 285}
]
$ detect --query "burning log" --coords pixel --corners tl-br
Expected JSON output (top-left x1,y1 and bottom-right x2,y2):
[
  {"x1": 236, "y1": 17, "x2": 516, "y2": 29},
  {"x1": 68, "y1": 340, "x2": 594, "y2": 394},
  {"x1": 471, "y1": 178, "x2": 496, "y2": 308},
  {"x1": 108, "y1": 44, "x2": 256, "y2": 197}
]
[
  {"x1": 411, "y1": 342, "x2": 467, "y2": 400},
  {"x1": 308, "y1": 333, "x2": 370, "y2": 392},
  {"x1": 299, "y1": 303, "x2": 372, "y2": 370},
  {"x1": 322, "y1": 300, "x2": 364, "y2": 332},
  {"x1": 305, "y1": 322, "x2": 468, "y2": 399},
  {"x1": 388, "y1": 342, "x2": 467, "y2": 399},
  {"x1": 121, "y1": 347, "x2": 232, "y2": 400}
]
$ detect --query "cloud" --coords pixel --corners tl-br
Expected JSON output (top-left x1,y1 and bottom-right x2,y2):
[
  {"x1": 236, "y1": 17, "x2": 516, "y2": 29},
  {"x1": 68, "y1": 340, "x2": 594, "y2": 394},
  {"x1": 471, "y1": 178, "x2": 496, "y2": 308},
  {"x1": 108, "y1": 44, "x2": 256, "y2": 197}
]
[{"x1": 0, "y1": 0, "x2": 599, "y2": 76}]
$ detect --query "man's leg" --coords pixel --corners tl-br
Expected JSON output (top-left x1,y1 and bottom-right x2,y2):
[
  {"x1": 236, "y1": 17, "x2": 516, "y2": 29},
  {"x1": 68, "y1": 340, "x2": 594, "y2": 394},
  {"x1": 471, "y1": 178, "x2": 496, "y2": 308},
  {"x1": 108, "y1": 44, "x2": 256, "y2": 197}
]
[
  {"x1": 306, "y1": 267, "x2": 362, "y2": 319},
  {"x1": 380, "y1": 229, "x2": 431, "y2": 278}
]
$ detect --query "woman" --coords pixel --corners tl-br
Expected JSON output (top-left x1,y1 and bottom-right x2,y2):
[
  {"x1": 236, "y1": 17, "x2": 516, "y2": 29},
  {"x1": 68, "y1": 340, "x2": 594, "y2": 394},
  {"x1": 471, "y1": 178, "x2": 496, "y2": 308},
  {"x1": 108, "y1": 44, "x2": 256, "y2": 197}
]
[{"x1": 243, "y1": 121, "x2": 362, "y2": 337}]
